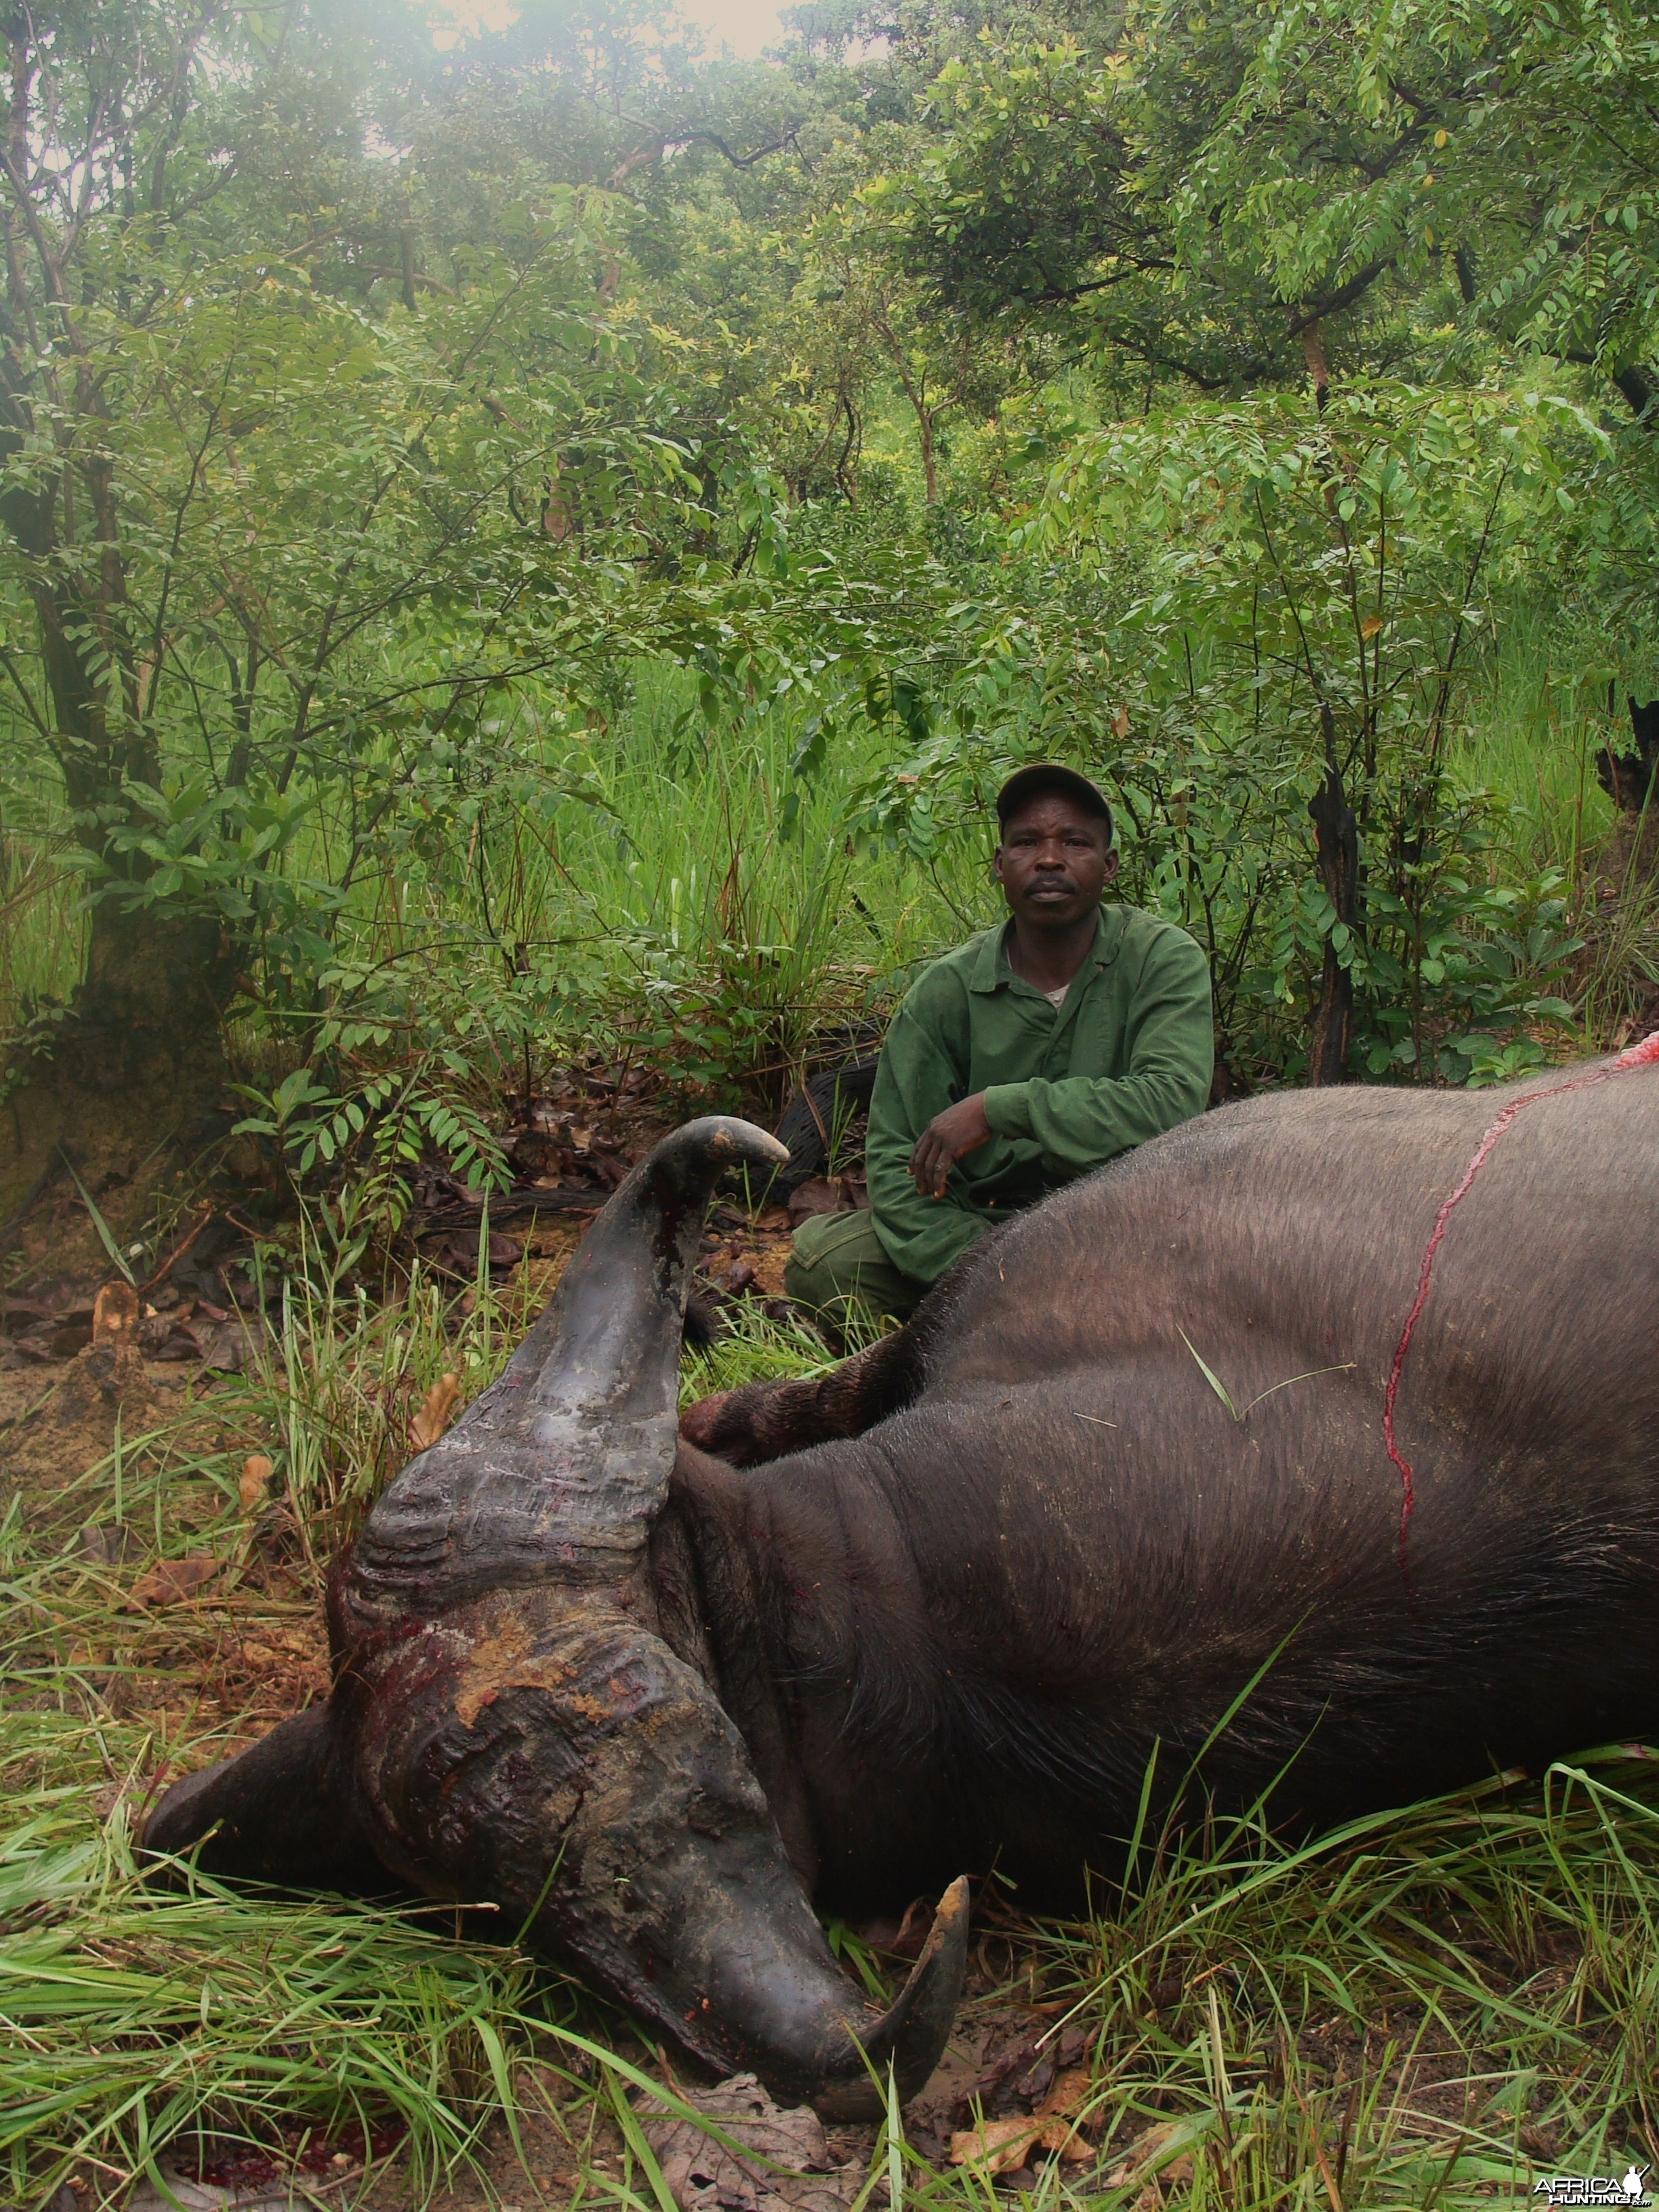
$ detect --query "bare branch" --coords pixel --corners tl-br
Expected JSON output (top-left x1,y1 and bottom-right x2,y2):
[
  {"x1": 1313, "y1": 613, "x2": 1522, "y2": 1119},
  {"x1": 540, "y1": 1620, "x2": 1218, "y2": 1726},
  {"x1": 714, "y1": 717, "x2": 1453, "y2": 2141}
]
[{"x1": 1287, "y1": 258, "x2": 1392, "y2": 337}]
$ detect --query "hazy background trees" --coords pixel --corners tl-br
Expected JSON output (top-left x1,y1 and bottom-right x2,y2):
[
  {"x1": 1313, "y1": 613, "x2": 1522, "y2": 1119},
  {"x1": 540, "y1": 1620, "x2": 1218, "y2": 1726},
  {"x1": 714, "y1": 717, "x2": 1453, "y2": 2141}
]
[{"x1": 3, "y1": 0, "x2": 1655, "y2": 1212}]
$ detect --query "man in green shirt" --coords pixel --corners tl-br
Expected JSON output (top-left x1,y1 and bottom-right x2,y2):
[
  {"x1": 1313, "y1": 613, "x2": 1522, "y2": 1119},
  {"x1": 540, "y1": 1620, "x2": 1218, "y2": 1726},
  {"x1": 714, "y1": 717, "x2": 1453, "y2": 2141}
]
[{"x1": 783, "y1": 764, "x2": 1214, "y2": 1332}]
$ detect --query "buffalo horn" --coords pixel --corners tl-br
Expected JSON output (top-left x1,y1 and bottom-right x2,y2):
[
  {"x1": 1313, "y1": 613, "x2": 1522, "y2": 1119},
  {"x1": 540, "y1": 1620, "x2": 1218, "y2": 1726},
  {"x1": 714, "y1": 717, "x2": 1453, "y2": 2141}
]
[{"x1": 344, "y1": 1115, "x2": 790, "y2": 1616}]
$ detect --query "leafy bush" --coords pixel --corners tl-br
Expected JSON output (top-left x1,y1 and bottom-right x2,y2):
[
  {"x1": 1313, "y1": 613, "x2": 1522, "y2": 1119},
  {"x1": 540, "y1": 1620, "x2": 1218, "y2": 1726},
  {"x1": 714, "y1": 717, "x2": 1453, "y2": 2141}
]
[{"x1": 849, "y1": 380, "x2": 1597, "y2": 1086}]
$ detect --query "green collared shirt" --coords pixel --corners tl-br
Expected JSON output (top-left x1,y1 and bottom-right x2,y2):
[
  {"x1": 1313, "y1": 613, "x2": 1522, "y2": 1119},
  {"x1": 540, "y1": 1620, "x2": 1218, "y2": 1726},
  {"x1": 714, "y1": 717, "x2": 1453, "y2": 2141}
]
[{"x1": 865, "y1": 905, "x2": 1214, "y2": 1286}]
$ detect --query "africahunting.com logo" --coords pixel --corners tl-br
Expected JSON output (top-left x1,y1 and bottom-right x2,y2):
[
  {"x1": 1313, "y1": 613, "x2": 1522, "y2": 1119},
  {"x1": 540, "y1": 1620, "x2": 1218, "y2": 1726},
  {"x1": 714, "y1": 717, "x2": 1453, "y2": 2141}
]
[{"x1": 1534, "y1": 2169, "x2": 1649, "y2": 2208}]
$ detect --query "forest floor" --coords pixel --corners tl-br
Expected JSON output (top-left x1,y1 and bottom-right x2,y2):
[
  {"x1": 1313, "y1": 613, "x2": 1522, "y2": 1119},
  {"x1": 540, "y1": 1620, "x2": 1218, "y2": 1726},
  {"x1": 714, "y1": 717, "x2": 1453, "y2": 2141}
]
[{"x1": 6, "y1": 1076, "x2": 1659, "y2": 2212}]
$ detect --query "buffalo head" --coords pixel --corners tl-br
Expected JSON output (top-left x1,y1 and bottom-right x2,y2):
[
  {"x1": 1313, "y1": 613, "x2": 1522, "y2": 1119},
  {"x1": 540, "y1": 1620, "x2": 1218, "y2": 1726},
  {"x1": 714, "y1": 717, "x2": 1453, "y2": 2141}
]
[{"x1": 144, "y1": 1118, "x2": 968, "y2": 2115}]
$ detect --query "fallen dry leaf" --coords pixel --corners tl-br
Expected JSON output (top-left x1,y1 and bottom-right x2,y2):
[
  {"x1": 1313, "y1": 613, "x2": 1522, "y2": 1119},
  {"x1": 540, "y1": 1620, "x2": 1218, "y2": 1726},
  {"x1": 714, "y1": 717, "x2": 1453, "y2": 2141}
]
[
  {"x1": 1103, "y1": 2121, "x2": 1192, "y2": 2188},
  {"x1": 638, "y1": 2072, "x2": 855, "y2": 2212},
  {"x1": 1040, "y1": 2066, "x2": 1088, "y2": 2108},
  {"x1": 948, "y1": 2114, "x2": 1090, "y2": 2174},
  {"x1": 785, "y1": 1177, "x2": 852, "y2": 1226},
  {"x1": 239, "y1": 1454, "x2": 274, "y2": 1512},
  {"x1": 203, "y1": 1319, "x2": 252, "y2": 1372},
  {"x1": 93, "y1": 1281, "x2": 140, "y2": 1340},
  {"x1": 949, "y1": 2066, "x2": 1094, "y2": 2172},
  {"x1": 409, "y1": 1372, "x2": 460, "y2": 1452},
  {"x1": 126, "y1": 1555, "x2": 219, "y2": 1610},
  {"x1": 949, "y1": 2114, "x2": 1049, "y2": 2175},
  {"x1": 858, "y1": 1893, "x2": 936, "y2": 1961}
]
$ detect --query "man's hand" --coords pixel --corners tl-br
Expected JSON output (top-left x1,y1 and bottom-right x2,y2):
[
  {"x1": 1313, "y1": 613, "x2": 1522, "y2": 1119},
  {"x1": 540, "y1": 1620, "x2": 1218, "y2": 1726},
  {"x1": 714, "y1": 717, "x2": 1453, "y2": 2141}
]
[{"x1": 909, "y1": 1092, "x2": 993, "y2": 1200}]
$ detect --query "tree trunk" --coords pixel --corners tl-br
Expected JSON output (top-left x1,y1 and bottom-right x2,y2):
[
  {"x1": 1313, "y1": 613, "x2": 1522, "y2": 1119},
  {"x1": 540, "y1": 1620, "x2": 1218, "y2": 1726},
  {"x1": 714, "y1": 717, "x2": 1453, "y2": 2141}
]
[
  {"x1": 1300, "y1": 320, "x2": 1329, "y2": 411},
  {"x1": 1305, "y1": 759, "x2": 1359, "y2": 1086},
  {"x1": 1612, "y1": 365, "x2": 1654, "y2": 422},
  {"x1": 917, "y1": 405, "x2": 938, "y2": 504},
  {"x1": 2, "y1": 895, "x2": 239, "y2": 1217},
  {"x1": 876, "y1": 321, "x2": 941, "y2": 505},
  {"x1": 0, "y1": 17, "x2": 245, "y2": 1225},
  {"x1": 0, "y1": 544, "x2": 241, "y2": 1213}
]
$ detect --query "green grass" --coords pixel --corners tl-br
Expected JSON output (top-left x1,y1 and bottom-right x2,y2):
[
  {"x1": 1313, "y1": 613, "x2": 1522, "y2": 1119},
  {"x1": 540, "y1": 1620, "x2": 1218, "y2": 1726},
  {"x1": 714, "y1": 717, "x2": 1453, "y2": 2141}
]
[
  {"x1": 8, "y1": 597, "x2": 1651, "y2": 1111},
  {"x1": 2, "y1": 1807, "x2": 548, "y2": 2200},
  {"x1": 1446, "y1": 603, "x2": 1622, "y2": 883},
  {"x1": 1442, "y1": 604, "x2": 1659, "y2": 1042},
  {"x1": 0, "y1": 827, "x2": 82, "y2": 1034},
  {"x1": 6, "y1": 1278, "x2": 1659, "y2": 2209},
  {"x1": 0, "y1": 656, "x2": 996, "y2": 1092},
  {"x1": 234, "y1": 657, "x2": 1001, "y2": 1113}
]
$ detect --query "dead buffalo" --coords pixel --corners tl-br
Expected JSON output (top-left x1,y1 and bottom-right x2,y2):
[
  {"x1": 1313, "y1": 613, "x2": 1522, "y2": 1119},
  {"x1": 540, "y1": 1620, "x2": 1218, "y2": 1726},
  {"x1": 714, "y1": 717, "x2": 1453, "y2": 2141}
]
[{"x1": 144, "y1": 1049, "x2": 1659, "y2": 2112}]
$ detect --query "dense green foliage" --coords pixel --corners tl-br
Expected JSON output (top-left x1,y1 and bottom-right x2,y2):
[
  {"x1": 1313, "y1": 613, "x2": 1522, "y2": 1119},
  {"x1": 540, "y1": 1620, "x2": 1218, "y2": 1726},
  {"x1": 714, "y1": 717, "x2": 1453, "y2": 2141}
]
[{"x1": 0, "y1": 0, "x2": 1655, "y2": 1186}]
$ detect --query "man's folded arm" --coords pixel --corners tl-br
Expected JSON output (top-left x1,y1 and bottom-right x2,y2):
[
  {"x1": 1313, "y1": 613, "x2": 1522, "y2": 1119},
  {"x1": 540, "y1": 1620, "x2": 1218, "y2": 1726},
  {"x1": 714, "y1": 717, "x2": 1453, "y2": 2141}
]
[
  {"x1": 864, "y1": 1005, "x2": 989, "y2": 1284},
  {"x1": 979, "y1": 930, "x2": 1213, "y2": 1176}
]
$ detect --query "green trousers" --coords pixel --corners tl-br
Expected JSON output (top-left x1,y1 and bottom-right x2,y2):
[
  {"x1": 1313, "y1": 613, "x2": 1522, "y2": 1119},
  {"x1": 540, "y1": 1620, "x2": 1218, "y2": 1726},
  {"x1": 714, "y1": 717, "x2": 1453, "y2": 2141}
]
[{"x1": 783, "y1": 1207, "x2": 930, "y2": 1332}]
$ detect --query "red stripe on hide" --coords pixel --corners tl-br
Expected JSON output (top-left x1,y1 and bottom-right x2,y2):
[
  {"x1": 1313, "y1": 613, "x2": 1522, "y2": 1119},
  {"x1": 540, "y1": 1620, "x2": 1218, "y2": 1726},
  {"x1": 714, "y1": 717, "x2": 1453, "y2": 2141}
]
[{"x1": 1382, "y1": 1029, "x2": 1659, "y2": 1578}]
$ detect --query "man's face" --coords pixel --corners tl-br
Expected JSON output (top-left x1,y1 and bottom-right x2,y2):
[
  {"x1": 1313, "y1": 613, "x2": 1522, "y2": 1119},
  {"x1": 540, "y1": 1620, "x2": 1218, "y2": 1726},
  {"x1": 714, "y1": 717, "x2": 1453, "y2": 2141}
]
[{"x1": 994, "y1": 794, "x2": 1117, "y2": 928}]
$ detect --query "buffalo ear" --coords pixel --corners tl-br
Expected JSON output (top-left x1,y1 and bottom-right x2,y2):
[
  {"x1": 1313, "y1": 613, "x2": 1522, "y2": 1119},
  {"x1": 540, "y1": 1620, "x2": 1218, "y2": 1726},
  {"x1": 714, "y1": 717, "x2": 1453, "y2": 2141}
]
[
  {"x1": 665, "y1": 1436, "x2": 822, "y2": 1892},
  {"x1": 142, "y1": 1704, "x2": 382, "y2": 1891}
]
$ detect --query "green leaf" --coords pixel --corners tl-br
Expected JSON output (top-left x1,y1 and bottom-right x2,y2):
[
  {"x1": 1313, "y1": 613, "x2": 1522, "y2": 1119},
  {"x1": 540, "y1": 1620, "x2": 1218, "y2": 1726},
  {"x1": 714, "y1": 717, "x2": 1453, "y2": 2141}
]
[
  {"x1": 57, "y1": 1151, "x2": 136, "y2": 1285},
  {"x1": 1178, "y1": 1328, "x2": 1239, "y2": 1421}
]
